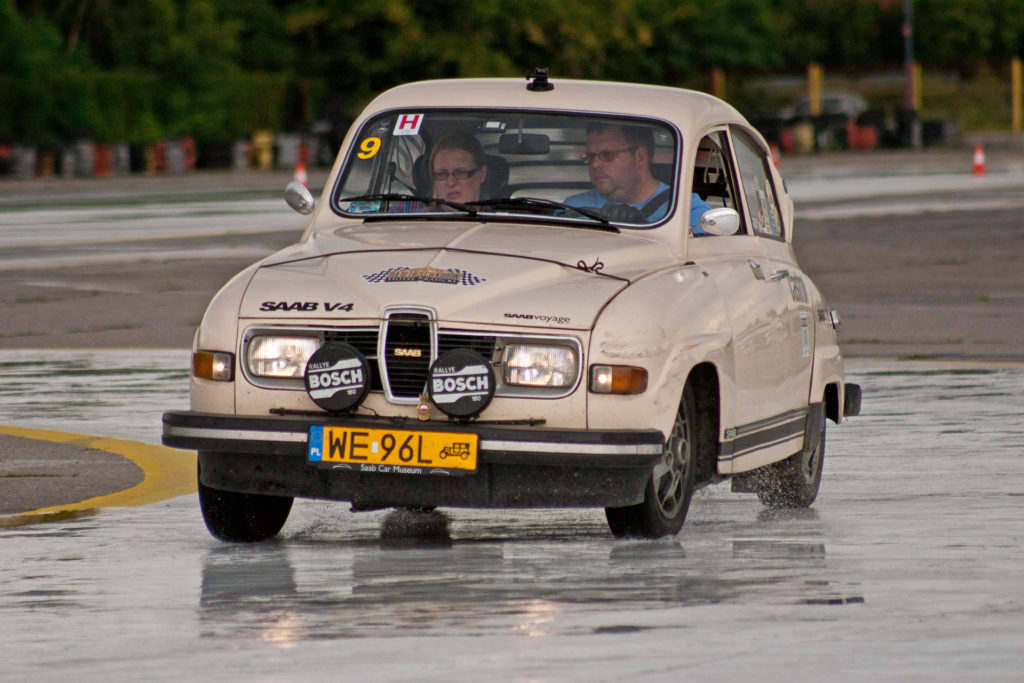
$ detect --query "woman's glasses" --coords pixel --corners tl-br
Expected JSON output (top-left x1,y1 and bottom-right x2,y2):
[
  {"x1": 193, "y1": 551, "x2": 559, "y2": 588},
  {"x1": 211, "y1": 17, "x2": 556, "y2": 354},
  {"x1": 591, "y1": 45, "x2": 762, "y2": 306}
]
[{"x1": 433, "y1": 168, "x2": 478, "y2": 181}]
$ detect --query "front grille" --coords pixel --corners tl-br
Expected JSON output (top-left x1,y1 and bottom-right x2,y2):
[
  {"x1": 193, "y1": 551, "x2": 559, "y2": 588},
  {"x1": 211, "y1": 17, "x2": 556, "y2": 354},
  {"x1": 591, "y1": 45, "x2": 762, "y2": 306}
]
[
  {"x1": 382, "y1": 314, "x2": 433, "y2": 398},
  {"x1": 323, "y1": 324, "x2": 497, "y2": 399}
]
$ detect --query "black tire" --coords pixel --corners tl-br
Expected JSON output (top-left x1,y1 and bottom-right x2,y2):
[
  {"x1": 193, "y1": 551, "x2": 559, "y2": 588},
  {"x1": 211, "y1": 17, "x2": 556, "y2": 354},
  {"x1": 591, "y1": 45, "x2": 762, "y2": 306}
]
[
  {"x1": 755, "y1": 409, "x2": 825, "y2": 508},
  {"x1": 605, "y1": 383, "x2": 698, "y2": 538},
  {"x1": 198, "y1": 465, "x2": 293, "y2": 542}
]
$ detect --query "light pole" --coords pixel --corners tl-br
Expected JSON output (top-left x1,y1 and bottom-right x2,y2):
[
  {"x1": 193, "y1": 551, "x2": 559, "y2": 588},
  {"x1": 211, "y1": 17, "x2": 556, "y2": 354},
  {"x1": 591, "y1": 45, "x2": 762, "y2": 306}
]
[{"x1": 903, "y1": 0, "x2": 915, "y2": 110}]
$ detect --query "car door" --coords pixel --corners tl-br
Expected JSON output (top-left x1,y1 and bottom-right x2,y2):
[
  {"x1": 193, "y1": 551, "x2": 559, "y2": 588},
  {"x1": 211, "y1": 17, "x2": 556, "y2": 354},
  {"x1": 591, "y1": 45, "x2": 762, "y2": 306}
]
[
  {"x1": 689, "y1": 131, "x2": 799, "y2": 434},
  {"x1": 730, "y1": 126, "x2": 813, "y2": 425}
]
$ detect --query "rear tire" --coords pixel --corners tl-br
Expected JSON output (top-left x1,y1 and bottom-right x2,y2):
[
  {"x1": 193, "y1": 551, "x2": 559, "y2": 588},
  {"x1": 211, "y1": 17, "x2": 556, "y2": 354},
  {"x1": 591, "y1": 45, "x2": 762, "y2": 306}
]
[
  {"x1": 755, "y1": 409, "x2": 826, "y2": 508},
  {"x1": 605, "y1": 383, "x2": 698, "y2": 538},
  {"x1": 198, "y1": 465, "x2": 293, "y2": 542}
]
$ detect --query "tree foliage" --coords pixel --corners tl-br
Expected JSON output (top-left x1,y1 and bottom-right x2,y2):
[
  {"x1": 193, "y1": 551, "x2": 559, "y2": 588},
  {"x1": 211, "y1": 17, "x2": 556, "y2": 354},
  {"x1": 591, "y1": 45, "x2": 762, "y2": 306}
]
[{"x1": 4, "y1": 0, "x2": 1024, "y2": 142}]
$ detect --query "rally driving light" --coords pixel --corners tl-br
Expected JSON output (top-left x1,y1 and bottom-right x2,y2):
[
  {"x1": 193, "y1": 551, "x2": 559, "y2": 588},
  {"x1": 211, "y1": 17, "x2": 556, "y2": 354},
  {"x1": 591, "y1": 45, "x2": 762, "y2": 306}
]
[
  {"x1": 589, "y1": 365, "x2": 648, "y2": 394},
  {"x1": 193, "y1": 351, "x2": 234, "y2": 381},
  {"x1": 502, "y1": 344, "x2": 577, "y2": 388},
  {"x1": 246, "y1": 335, "x2": 321, "y2": 378}
]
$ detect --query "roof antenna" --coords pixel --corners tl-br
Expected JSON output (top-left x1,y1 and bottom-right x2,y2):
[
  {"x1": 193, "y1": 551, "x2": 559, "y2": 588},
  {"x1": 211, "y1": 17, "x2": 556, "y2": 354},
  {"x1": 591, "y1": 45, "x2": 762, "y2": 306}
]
[{"x1": 526, "y1": 67, "x2": 554, "y2": 92}]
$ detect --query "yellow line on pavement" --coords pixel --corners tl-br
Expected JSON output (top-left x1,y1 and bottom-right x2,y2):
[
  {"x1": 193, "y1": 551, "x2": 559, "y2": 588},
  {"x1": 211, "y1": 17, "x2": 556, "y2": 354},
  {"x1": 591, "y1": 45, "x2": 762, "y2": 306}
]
[{"x1": 0, "y1": 425, "x2": 196, "y2": 523}]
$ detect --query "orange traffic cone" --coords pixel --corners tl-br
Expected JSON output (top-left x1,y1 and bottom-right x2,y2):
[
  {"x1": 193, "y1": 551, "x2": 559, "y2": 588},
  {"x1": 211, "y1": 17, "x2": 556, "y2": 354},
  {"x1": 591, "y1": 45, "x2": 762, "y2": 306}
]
[
  {"x1": 294, "y1": 159, "x2": 309, "y2": 188},
  {"x1": 972, "y1": 144, "x2": 986, "y2": 176}
]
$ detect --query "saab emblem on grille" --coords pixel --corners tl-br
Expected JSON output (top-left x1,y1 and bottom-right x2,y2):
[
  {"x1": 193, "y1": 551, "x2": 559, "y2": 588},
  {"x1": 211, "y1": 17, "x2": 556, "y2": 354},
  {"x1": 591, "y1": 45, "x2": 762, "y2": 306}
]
[{"x1": 394, "y1": 348, "x2": 422, "y2": 358}]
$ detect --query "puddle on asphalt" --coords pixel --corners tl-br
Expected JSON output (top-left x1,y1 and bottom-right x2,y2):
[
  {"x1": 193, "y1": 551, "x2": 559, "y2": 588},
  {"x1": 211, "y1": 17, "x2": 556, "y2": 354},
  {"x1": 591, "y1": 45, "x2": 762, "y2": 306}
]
[{"x1": 0, "y1": 349, "x2": 190, "y2": 444}]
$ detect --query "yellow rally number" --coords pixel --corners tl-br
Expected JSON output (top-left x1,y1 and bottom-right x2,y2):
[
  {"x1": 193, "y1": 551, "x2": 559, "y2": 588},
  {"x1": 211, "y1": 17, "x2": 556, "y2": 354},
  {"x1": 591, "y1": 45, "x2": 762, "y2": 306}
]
[
  {"x1": 309, "y1": 426, "x2": 478, "y2": 473},
  {"x1": 357, "y1": 137, "x2": 381, "y2": 159}
]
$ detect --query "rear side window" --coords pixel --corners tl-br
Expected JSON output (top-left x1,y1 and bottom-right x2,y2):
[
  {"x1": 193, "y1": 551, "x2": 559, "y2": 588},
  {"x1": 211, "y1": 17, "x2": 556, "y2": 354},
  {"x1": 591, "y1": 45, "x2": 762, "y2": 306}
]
[{"x1": 732, "y1": 129, "x2": 783, "y2": 239}]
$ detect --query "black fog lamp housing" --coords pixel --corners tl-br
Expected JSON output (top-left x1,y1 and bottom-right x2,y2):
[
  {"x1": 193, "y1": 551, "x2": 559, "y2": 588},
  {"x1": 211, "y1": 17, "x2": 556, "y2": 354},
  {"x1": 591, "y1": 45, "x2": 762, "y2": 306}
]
[
  {"x1": 303, "y1": 343, "x2": 370, "y2": 412},
  {"x1": 427, "y1": 349, "x2": 495, "y2": 418}
]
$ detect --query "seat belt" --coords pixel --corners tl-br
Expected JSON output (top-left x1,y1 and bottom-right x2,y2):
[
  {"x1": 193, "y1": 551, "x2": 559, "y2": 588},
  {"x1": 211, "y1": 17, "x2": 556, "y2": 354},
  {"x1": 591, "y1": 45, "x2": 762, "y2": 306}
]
[{"x1": 640, "y1": 189, "x2": 672, "y2": 220}]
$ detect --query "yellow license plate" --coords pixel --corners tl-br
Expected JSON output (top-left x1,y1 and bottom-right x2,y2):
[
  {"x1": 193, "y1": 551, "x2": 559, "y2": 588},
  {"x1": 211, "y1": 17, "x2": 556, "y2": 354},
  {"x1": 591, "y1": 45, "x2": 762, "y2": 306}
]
[{"x1": 308, "y1": 425, "x2": 478, "y2": 474}]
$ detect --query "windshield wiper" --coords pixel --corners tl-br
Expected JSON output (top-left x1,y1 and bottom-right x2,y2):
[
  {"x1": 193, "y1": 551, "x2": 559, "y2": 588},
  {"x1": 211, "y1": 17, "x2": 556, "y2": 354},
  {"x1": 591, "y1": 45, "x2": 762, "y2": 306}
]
[
  {"x1": 340, "y1": 193, "x2": 478, "y2": 217},
  {"x1": 466, "y1": 197, "x2": 618, "y2": 231}
]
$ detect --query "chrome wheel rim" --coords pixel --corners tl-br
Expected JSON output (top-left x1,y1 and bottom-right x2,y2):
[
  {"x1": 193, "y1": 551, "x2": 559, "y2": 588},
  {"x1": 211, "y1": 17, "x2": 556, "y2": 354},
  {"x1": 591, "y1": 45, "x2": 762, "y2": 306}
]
[{"x1": 652, "y1": 408, "x2": 690, "y2": 518}]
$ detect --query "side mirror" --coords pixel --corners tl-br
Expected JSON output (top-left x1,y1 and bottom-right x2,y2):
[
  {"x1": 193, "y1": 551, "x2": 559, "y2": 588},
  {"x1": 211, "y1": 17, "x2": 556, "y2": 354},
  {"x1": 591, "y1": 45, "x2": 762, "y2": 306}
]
[
  {"x1": 284, "y1": 181, "x2": 316, "y2": 215},
  {"x1": 698, "y1": 207, "x2": 740, "y2": 236}
]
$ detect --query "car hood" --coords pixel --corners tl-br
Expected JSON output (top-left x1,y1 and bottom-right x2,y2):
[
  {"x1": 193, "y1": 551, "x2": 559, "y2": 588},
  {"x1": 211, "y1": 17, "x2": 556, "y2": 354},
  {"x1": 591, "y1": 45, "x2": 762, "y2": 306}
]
[{"x1": 239, "y1": 220, "x2": 668, "y2": 329}]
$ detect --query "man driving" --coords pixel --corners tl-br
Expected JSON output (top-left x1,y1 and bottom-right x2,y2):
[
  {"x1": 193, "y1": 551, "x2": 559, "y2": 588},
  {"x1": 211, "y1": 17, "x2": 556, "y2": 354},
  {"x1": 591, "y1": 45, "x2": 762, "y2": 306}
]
[{"x1": 565, "y1": 123, "x2": 710, "y2": 226}]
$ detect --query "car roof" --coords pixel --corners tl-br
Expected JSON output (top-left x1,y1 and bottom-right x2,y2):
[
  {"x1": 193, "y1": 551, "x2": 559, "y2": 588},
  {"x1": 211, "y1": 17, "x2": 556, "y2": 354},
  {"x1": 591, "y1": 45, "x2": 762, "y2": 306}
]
[{"x1": 360, "y1": 77, "x2": 750, "y2": 143}]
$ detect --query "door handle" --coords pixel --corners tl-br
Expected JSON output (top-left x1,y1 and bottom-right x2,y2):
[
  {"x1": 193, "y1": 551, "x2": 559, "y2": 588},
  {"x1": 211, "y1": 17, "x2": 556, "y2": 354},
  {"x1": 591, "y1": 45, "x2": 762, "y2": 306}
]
[
  {"x1": 769, "y1": 269, "x2": 790, "y2": 281},
  {"x1": 747, "y1": 259, "x2": 765, "y2": 280}
]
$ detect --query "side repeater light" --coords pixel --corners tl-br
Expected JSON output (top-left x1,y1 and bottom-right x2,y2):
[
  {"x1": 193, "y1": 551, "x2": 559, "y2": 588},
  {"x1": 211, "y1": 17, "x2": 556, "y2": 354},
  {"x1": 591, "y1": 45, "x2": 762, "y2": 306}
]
[
  {"x1": 589, "y1": 365, "x2": 648, "y2": 395},
  {"x1": 193, "y1": 351, "x2": 234, "y2": 381}
]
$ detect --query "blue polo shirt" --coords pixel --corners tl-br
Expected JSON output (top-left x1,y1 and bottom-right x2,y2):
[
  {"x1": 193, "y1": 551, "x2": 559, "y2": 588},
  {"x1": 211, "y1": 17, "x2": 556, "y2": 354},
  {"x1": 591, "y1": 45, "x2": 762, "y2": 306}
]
[{"x1": 564, "y1": 183, "x2": 710, "y2": 226}]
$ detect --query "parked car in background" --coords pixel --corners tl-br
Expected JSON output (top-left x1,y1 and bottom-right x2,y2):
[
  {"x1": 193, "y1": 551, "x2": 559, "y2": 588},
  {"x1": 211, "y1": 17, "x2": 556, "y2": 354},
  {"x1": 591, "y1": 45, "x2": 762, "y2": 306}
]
[
  {"x1": 163, "y1": 72, "x2": 861, "y2": 542},
  {"x1": 778, "y1": 91, "x2": 869, "y2": 122}
]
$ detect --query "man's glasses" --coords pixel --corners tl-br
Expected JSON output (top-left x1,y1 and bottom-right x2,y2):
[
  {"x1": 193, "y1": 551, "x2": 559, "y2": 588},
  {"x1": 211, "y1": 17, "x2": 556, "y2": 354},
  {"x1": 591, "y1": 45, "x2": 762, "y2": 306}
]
[
  {"x1": 580, "y1": 146, "x2": 637, "y2": 165},
  {"x1": 433, "y1": 168, "x2": 478, "y2": 181}
]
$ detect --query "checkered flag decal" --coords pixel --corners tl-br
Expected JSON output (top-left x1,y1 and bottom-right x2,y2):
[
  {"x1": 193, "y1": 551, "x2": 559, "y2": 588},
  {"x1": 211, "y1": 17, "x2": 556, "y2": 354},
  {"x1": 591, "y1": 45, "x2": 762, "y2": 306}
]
[
  {"x1": 362, "y1": 267, "x2": 400, "y2": 284},
  {"x1": 362, "y1": 267, "x2": 486, "y2": 286},
  {"x1": 456, "y1": 269, "x2": 485, "y2": 286}
]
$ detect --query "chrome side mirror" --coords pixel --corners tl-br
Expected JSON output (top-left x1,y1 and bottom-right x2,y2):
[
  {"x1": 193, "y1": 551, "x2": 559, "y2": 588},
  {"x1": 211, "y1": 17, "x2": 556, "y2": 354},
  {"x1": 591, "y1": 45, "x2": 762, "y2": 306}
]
[
  {"x1": 284, "y1": 181, "x2": 316, "y2": 215},
  {"x1": 698, "y1": 207, "x2": 740, "y2": 236}
]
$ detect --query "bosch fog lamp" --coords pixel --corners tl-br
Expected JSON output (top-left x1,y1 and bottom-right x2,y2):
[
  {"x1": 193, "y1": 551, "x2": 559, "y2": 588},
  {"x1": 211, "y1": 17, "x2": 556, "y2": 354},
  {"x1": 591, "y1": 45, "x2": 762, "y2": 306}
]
[
  {"x1": 589, "y1": 365, "x2": 648, "y2": 394},
  {"x1": 193, "y1": 351, "x2": 234, "y2": 381},
  {"x1": 502, "y1": 344, "x2": 577, "y2": 388},
  {"x1": 246, "y1": 336, "x2": 321, "y2": 378}
]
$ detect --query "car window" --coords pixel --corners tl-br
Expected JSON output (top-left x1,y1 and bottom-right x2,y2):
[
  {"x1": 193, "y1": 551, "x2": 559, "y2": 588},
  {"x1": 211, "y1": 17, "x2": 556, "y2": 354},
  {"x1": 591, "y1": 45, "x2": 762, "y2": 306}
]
[
  {"x1": 731, "y1": 128, "x2": 784, "y2": 239},
  {"x1": 691, "y1": 131, "x2": 744, "y2": 234},
  {"x1": 332, "y1": 110, "x2": 679, "y2": 228}
]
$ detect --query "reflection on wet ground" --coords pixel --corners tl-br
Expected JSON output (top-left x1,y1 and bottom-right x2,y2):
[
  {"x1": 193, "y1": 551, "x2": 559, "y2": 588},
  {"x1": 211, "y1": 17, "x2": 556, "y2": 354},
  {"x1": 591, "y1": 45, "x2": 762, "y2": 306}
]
[
  {"x1": 1, "y1": 353, "x2": 1022, "y2": 679},
  {"x1": 0, "y1": 349, "x2": 190, "y2": 443}
]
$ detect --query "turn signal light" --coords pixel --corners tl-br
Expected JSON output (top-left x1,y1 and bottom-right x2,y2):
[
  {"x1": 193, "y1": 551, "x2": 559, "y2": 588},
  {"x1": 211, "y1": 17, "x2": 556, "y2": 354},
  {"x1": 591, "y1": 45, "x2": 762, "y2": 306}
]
[
  {"x1": 193, "y1": 351, "x2": 234, "y2": 381},
  {"x1": 589, "y1": 365, "x2": 647, "y2": 394}
]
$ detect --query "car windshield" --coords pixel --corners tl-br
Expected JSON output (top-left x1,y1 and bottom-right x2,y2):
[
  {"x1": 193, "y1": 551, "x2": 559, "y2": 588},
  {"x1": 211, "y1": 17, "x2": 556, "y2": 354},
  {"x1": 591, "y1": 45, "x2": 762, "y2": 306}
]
[{"x1": 333, "y1": 109, "x2": 679, "y2": 228}]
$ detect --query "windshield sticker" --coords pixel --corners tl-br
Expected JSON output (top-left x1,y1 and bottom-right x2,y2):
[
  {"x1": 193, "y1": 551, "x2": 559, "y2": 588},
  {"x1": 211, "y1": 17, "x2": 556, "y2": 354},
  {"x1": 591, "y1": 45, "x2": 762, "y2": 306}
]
[
  {"x1": 363, "y1": 266, "x2": 486, "y2": 286},
  {"x1": 393, "y1": 113, "x2": 424, "y2": 136},
  {"x1": 357, "y1": 137, "x2": 382, "y2": 159}
]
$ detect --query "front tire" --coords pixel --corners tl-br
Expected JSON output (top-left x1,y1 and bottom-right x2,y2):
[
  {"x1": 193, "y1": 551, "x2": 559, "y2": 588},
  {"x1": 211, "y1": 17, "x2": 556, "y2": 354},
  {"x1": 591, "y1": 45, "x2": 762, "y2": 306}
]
[
  {"x1": 198, "y1": 465, "x2": 293, "y2": 542},
  {"x1": 605, "y1": 383, "x2": 698, "y2": 538},
  {"x1": 755, "y1": 409, "x2": 826, "y2": 508}
]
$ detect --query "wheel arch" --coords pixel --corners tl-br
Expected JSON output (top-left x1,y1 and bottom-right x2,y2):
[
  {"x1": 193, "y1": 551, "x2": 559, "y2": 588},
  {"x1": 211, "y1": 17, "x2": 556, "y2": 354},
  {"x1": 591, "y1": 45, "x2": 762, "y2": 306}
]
[
  {"x1": 824, "y1": 381, "x2": 842, "y2": 424},
  {"x1": 687, "y1": 362, "x2": 723, "y2": 487}
]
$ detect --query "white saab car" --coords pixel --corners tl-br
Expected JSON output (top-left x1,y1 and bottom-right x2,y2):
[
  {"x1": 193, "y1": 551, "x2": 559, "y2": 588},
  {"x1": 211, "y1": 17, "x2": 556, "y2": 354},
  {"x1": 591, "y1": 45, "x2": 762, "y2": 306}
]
[{"x1": 163, "y1": 71, "x2": 861, "y2": 541}]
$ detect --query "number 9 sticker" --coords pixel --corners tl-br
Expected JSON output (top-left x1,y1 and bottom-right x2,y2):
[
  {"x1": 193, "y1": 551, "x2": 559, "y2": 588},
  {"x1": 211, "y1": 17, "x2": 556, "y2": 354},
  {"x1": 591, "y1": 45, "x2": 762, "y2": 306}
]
[{"x1": 357, "y1": 137, "x2": 381, "y2": 159}]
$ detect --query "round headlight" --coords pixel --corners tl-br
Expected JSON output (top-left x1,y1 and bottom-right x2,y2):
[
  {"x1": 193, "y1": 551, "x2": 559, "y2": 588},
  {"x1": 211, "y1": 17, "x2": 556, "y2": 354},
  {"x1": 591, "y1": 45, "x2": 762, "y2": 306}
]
[{"x1": 247, "y1": 336, "x2": 321, "y2": 378}]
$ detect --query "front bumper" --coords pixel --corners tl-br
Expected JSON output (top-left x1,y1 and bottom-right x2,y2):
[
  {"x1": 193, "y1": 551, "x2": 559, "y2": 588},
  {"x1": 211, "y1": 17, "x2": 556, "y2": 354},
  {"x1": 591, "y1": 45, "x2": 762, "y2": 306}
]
[{"x1": 162, "y1": 410, "x2": 665, "y2": 508}]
